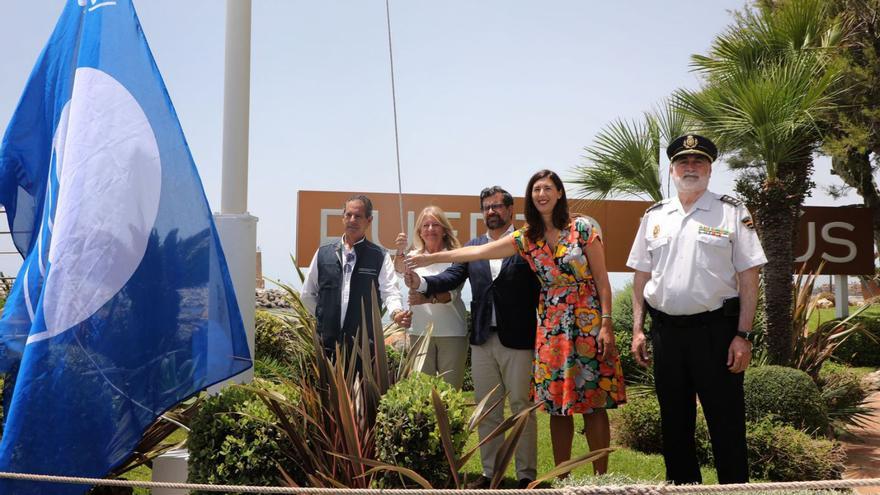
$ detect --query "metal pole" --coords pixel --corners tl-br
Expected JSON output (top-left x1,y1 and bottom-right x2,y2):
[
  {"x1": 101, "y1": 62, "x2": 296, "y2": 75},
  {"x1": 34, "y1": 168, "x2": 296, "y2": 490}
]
[{"x1": 220, "y1": 0, "x2": 252, "y2": 215}]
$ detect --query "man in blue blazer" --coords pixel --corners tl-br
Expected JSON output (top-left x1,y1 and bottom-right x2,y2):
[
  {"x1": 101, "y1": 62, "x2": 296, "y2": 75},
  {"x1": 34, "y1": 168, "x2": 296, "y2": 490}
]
[{"x1": 405, "y1": 186, "x2": 540, "y2": 489}]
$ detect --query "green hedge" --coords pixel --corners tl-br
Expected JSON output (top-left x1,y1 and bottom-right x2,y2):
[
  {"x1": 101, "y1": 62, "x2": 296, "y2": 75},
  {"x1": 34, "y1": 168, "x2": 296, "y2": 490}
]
[
  {"x1": 254, "y1": 310, "x2": 298, "y2": 364},
  {"x1": 832, "y1": 316, "x2": 880, "y2": 367},
  {"x1": 611, "y1": 284, "x2": 646, "y2": 382},
  {"x1": 746, "y1": 418, "x2": 845, "y2": 481},
  {"x1": 616, "y1": 394, "x2": 713, "y2": 466},
  {"x1": 818, "y1": 362, "x2": 868, "y2": 413},
  {"x1": 188, "y1": 385, "x2": 302, "y2": 492},
  {"x1": 375, "y1": 372, "x2": 468, "y2": 487},
  {"x1": 744, "y1": 365, "x2": 828, "y2": 434}
]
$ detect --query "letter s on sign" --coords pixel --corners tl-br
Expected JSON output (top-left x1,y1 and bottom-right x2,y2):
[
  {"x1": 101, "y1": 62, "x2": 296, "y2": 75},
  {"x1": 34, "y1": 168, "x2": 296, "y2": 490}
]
[{"x1": 821, "y1": 222, "x2": 856, "y2": 264}]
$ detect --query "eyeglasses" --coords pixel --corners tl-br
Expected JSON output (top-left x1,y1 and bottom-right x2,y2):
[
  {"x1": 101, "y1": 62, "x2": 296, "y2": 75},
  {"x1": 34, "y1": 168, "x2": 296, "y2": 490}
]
[
  {"x1": 482, "y1": 203, "x2": 507, "y2": 212},
  {"x1": 344, "y1": 252, "x2": 355, "y2": 274}
]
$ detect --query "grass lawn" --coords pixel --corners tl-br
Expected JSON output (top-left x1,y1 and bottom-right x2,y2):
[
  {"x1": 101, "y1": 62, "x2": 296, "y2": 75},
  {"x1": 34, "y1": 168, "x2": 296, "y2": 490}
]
[
  {"x1": 126, "y1": 429, "x2": 186, "y2": 495},
  {"x1": 808, "y1": 304, "x2": 880, "y2": 330}
]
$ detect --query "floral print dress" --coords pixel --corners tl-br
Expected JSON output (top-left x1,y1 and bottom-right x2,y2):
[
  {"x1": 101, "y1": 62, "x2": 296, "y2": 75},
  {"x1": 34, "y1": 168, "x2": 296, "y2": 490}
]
[{"x1": 511, "y1": 217, "x2": 626, "y2": 415}]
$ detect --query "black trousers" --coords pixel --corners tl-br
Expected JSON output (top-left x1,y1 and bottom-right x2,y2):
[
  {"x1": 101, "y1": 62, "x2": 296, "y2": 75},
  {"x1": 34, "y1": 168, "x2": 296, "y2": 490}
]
[{"x1": 649, "y1": 305, "x2": 749, "y2": 485}]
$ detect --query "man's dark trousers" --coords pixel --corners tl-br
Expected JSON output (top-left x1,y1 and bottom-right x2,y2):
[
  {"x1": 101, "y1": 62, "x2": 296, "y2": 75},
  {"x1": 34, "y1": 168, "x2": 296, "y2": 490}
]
[{"x1": 649, "y1": 306, "x2": 749, "y2": 485}]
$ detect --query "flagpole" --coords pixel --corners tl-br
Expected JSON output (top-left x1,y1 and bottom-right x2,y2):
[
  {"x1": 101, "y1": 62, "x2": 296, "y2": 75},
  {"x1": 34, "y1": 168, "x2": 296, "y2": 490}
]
[
  {"x1": 213, "y1": 0, "x2": 256, "y2": 386},
  {"x1": 220, "y1": 0, "x2": 251, "y2": 215}
]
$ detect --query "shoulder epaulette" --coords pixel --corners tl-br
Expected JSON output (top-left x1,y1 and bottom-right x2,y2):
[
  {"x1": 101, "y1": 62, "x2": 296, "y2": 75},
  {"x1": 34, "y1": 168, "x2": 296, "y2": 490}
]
[
  {"x1": 719, "y1": 195, "x2": 742, "y2": 207},
  {"x1": 645, "y1": 200, "x2": 667, "y2": 213}
]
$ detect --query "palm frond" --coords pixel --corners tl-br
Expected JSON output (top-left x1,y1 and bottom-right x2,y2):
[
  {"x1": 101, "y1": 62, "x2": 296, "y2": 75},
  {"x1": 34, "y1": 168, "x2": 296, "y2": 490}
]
[
  {"x1": 676, "y1": 51, "x2": 844, "y2": 178},
  {"x1": 571, "y1": 117, "x2": 663, "y2": 202}
]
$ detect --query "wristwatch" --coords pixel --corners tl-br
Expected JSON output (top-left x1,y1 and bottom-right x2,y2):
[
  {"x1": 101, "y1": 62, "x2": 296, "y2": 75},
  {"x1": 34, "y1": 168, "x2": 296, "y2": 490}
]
[{"x1": 736, "y1": 330, "x2": 755, "y2": 343}]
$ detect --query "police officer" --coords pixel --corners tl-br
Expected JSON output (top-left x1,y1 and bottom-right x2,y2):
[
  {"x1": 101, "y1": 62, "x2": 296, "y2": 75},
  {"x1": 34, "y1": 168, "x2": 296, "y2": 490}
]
[{"x1": 626, "y1": 134, "x2": 766, "y2": 485}]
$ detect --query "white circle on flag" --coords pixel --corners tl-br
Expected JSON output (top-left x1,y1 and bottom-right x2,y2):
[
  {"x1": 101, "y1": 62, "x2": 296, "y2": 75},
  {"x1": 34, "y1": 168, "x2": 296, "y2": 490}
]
[{"x1": 34, "y1": 67, "x2": 162, "y2": 343}]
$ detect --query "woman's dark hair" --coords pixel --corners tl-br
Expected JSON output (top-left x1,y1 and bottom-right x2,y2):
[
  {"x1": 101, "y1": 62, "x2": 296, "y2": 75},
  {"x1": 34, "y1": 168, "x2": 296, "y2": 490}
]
[{"x1": 524, "y1": 169, "x2": 569, "y2": 243}]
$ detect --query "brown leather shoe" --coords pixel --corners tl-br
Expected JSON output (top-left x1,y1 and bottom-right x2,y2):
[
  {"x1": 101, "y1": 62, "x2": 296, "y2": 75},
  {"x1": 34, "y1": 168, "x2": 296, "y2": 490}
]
[{"x1": 465, "y1": 475, "x2": 492, "y2": 489}]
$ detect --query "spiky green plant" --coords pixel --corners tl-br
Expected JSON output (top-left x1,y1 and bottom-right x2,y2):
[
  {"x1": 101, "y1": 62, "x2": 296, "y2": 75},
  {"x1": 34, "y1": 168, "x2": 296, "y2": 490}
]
[{"x1": 248, "y1": 269, "x2": 570, "y2": 488}]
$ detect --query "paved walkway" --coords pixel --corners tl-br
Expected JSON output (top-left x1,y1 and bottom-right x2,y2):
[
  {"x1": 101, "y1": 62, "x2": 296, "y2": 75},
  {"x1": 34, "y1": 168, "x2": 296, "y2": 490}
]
[{"x1": 843, "y1": 385, "x2": 880, "y2": 495}]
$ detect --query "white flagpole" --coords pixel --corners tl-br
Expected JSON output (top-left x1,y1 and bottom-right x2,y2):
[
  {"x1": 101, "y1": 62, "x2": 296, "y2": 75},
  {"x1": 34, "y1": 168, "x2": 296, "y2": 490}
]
[{"x1": 213, "y1": 0, "x2": 257, "y2": 388}]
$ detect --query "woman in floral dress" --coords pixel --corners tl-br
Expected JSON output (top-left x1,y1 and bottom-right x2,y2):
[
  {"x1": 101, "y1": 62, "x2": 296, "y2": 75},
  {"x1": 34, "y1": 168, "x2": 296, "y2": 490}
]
[{"x1": 407, "y1": 169, "x2": 626, "y2": 475}]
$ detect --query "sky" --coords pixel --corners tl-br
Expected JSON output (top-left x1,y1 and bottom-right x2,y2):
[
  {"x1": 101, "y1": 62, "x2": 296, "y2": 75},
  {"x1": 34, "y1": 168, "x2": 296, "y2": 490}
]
[{"x1": 0, "y1": 1, "x2": 862, "y2": 292}]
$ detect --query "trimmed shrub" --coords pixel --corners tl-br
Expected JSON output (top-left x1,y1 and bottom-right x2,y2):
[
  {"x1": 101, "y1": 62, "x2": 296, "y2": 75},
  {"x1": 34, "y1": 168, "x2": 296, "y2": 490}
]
[
  {"x1": 616, "y1": 394, "x2": 713, "y2": 466},
  {"x1": 254, "y1": 310, "x2": 295, "y2": 363},
  {"x1": 386, "y1": 344, "x2": 404, "y2": 374},
  {"x1": 832, "y1": 316, "x2": 880, "y2": 367},
  {"x1": 188, "y1": 384, "x2": 302, "y2": 492},
  {"x1": 254, "y1": 309, "x2": 316, "y2": 381},
  {"x1": 375, "y1": 372, "x2": 468, "y2": 487},
  {"x1": 611, "y1": 283, "x2": 651, "y2": 382},
  {"x1": 746, "y1": 418, "x2": 845, "y2": 481},
  {"x1": 744, "y1": 365, "x2": 828, "y2": 434},
  {"x1": 818, "y1": 361, "x2": 868, "y2": 413}
]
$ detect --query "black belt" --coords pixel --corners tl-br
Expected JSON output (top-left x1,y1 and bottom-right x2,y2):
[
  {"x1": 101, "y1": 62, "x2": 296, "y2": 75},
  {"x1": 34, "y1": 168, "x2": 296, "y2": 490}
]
[{"x1": 646, "y1": 300, "x2": 736, "y2": 328}]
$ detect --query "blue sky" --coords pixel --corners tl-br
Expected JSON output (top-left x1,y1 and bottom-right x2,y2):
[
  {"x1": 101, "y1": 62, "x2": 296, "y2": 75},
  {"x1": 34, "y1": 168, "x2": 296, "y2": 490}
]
[{"x1": 0, "y1": 1, "x2": 859, "y2": 289}]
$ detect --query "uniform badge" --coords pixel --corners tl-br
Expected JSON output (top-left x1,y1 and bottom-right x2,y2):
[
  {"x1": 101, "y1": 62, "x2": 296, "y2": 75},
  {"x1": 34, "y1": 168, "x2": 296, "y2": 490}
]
[
  {"x1": 698, "y1": 225, "x2": 731, "y2": 237},
  {"x1": 742, "y1": 216, "x2": 755, "y2": 230},
  {"x1": 652, "y1": 224, "x2": 660, "y2": 238},
  {"x1": 684, "y1": 135, "x2": 698, "y2": 149}
]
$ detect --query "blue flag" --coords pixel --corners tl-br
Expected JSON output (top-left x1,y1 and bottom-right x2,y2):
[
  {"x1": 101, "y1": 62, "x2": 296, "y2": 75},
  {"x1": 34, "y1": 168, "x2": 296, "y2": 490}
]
[{"x1": 0, "y1": 0, "x2": 252, "y2": 492}]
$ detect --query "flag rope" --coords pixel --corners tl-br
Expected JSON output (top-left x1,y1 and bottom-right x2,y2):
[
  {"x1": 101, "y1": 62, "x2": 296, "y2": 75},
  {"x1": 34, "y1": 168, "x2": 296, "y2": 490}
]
[
  {"x1": 0, "y1": 471, "x2": 878, "y2": 493},
  {"x1": 384, "y1": 0, "x2": 405, "y2": 234}
]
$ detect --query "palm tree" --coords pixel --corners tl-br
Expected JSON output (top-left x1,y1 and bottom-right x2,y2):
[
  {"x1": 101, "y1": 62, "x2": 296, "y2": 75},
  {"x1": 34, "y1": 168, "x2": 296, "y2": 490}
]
[
  {"x1": 820, "y1": 0, "x2": 880, "y2": 254},
  {"x1": 571, "y1": 100, "x2": 693, "y2": 202},
  {"x1": 674, "y1": 0, "x2": 845, "y2": 365}
]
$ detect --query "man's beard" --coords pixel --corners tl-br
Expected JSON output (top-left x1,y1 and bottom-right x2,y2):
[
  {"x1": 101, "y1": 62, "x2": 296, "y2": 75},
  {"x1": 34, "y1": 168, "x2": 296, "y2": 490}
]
[
  {"x1": 485, "y1": 214, "x2": 507, "y2": 229},
  {"x1": 672, "y1": 174, "x2": 709, "y2": 193}
]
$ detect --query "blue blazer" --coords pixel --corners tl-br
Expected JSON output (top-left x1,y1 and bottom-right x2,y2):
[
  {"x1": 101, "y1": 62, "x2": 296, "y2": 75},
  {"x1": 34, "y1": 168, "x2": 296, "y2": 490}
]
[{"x1": 424, "y1": 235, "x2": 540, "y2": 350}]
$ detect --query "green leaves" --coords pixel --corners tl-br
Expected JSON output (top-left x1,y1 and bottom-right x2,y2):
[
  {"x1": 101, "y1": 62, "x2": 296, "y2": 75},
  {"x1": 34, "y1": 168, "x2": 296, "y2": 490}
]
[
  {"x1": 572, "y1": 99, "x2": 693, "y2": 203},
  {"x1": 678, "y1": 0, "x2": 845, "y2": 179},
  {"x1": 789, "y1": 263, "x2": 875, "y2": 381},
  {"x1": 676, "y1": 53, "x2": 843, "y2": 178}
]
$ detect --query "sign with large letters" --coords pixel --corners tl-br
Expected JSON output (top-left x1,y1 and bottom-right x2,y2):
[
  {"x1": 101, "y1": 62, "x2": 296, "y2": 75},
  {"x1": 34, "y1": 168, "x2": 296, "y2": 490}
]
[
  {"x1": 794, "y1": 206, "x2": 873, "y2": 275},
  {"x1": 295, "y1": 191, "x2": 874, "y2": 275}
]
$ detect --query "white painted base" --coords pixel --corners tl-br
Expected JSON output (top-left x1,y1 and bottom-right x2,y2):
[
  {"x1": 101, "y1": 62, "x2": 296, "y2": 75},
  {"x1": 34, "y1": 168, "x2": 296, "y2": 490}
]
[
  {"x1": 151, "y1": 448, "x2": 189, "y2": 495},
  {"x1": 210, "y1": 212, "x2": 258, "y2": 392},
  {"x1": 834, "y1": 274, "x2": 849, "y2": 319}
]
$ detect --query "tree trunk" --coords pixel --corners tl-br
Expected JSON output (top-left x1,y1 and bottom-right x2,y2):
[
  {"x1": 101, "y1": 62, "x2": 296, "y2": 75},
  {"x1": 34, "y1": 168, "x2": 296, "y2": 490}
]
[
  {"x1": 753, "y1": 189, "x2": 796, "y2": 365},
  {"x1": 737, "y1": 162, "x2": 813, "y2": 366}
]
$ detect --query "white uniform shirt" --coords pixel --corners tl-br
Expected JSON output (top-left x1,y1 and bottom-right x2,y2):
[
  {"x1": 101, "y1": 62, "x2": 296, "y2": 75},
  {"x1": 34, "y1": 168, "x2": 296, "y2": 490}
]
[
  {"x1": 301, "y1": 237, "x2": 403, "y2": 324},
  {"x1": 409, "y1": 258, "x2": 468, "y2": 337},
  {"x1": 626, "y1": 191, "x2": 767, "y2": 316}
]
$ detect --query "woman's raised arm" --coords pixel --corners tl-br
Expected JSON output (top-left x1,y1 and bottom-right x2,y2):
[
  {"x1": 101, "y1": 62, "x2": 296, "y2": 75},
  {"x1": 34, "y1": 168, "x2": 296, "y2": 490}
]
[{"x1": 407, "y1": 234, "x2": 517, "y2": 268}]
